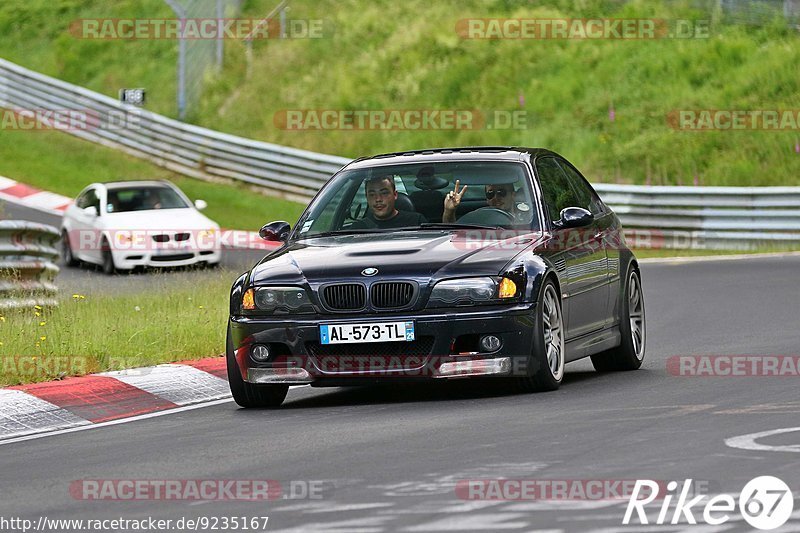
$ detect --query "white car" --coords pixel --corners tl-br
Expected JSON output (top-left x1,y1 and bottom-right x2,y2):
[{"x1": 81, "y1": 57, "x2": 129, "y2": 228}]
[{"x1": 61, "y1": 181, "x2": 221, "y2": 274}]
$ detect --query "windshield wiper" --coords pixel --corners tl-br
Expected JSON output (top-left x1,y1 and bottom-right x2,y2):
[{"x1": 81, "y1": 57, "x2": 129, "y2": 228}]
[
  {"x1": 416, "y1": 223, "x2": 503, "y2": 230},
  {"x1": 298, "y1": 229, "x2": 393, "y2": 238}
]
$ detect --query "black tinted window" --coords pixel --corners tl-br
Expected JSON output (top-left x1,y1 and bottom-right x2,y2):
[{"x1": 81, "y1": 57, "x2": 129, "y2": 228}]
[
  {"x1": 75, "y1": 189, "x2": 97, "y2": 209},
  {"x1": 77, "y1": 189, "x2": 100, "y2": 211},
  {"x1": 536, "y1": 157, "x2": 578, "y2": 223},
  {"x1": 106, "y1": 186, "x2": 189, "y2": 213},
  {"x1": 557, "y1": 160, "x2": 604, "y2": 215}
]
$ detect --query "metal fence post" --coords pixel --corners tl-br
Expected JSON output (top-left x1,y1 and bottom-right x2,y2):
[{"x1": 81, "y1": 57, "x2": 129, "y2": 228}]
[
  {"x1": 164, "y1": 0, "x2": 187, "y2": 120},
  {"x1": 216, "y1": 0, "x2": 224, "y2": 69}
]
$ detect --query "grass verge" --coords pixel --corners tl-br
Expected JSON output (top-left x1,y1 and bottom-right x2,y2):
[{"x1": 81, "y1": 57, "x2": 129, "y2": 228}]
[
  {"x1": 0, "y1": 128, "x2": 306, "y2": 230},
  {"x1": 0, "y1": 270, "x2": 232, "y2": 386}
]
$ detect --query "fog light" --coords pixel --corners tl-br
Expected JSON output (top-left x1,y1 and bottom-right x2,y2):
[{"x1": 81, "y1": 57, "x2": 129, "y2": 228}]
[
  {"x1": 251, "y1": 344, "x2": 271, "y2": 362},
  {"x1": 479, "y1": 335, "x2": 502, "y2": 352}
]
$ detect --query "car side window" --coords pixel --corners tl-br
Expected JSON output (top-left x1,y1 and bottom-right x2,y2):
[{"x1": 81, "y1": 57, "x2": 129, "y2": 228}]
[
  {"x1": 75, "y1": 191, "x2": 90, "y2": 209},
  {"x1": 536, "y1": 157, "x2": 578, "y2": 224},
  {"x1": 557, "y1": 160, "x2": 605, "y2": 216},
  {"x1": 85, "y1": 189, "x2": 100, "y2": 212},
  {"x1": 76, "y1": 189, "x2": 99, "y2": 211}
]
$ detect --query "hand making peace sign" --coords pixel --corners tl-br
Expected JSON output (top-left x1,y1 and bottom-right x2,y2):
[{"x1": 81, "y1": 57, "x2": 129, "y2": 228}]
[{"x1": 444, "y1": 179, "x2": 468, "y2": 212}]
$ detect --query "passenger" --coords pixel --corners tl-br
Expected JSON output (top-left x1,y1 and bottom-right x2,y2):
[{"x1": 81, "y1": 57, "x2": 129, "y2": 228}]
[
  {"x1": 142, "y1": 190, "x2": 162, "y2": 210},
  {"x1": 442, "y1": 181, "x2": 516, "y2": 223},
  {"x1": 350, "y1": 175, "x2": 427, "y2": 229}
]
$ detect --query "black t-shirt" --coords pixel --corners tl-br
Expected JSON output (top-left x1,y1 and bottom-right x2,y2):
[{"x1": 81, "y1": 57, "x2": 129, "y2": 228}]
[{"x1": 351, "y1": 210, "x2": 428, "y2": 229}]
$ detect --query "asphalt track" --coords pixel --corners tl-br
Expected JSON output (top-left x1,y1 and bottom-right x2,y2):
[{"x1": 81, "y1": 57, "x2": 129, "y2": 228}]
[{"x1": 3, "y1": 200, "x2": 800, "y2": 531}]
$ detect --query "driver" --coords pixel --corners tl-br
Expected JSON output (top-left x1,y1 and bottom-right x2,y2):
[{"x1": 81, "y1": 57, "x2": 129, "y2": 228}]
[
  {"x1": 351, "y1": 175, "x2": 427, "y2": 229},
  {"x1": 442, "y1": 181, "x2": 516, "y2": 223}
]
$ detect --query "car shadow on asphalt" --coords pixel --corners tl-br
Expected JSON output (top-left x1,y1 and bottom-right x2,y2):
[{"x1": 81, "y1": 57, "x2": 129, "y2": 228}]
[{"x1": 265, "y1": 370, "x2": 622, "y2": 410}]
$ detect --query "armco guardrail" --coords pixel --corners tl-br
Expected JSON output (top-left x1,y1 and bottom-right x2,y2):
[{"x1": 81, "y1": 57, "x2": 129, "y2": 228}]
[
  {"x1": 1, "y1": 57, "x2": 799, "y2": 250},
  {"x1": 0, "y1": 221, "x2": 59, "y2": 309},
  {"x1": 594, "y1": 184, "x2": 800, "y2": 250},
  {"x1": 0, "y1": 58, "x2": 349, "y2": 203}
]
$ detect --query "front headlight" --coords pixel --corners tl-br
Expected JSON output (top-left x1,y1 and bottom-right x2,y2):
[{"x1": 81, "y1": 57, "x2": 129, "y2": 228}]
[
  {"x1": 114, "y1": 230, "x2": 133, "y2": 245},
  {"x1": 244, "y1": 286, "x2": 314, "y2": 314},
  {"x1": 427, "y1": 277, "x2": 517, "y2": 308},
  {"x1": 197, "y1": 229, "x2": 219, "y2": 249}
]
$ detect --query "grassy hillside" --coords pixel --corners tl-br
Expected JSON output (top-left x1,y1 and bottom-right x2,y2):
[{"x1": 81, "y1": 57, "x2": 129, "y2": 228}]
[
  {"x1": 0, "y1": 0, "x2": 177, "y2": 116},
  {"x1": 0, "y1": 128, "x2": 305, "y2": 229},
  {"x1": 1, "y1": 0, "x2": 799, "y2": 186}
]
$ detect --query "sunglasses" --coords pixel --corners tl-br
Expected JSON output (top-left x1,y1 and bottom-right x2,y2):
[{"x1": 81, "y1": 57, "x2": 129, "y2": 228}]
[{"x1": 485, "y1": 189, "x2": 509, "y2": 199}]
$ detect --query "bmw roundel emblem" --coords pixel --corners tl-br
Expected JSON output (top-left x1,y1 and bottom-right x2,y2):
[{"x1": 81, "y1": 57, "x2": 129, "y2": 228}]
[{"x1": 361, "y1": 267, "x2": 378, "y2": 276}]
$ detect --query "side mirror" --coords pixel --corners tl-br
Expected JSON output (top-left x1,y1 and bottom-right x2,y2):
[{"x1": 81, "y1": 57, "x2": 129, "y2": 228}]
[
  {"x1": 259, "y1": 221, "x2": 291, "y2": 242},
  {"x1": 83, "y1": 206, "x2": 98, "y2": 217},
  {"x1": 194, "y1": 199, "x2": 208, "y2": 211},
  {"x1": 555, "y1": 207, "x2": 593, "y2": 229}
]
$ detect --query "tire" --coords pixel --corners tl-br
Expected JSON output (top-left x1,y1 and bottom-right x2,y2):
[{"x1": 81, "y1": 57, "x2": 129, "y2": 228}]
[
  {"x1": 591, "y1": 267, "x2": 646, "y2": 371},
  {"x1": 516, "y1": 278, "x2": 565, "y2": 393},
  {"x1": 61, "y1": 231, "x2": 79, "y2": 267},
  {"x1": 226, "y1": 326, "x2": 288, "y2": 408},
  {"x1": 101, "y1": 238, "x2": 116, "y2": 275}
]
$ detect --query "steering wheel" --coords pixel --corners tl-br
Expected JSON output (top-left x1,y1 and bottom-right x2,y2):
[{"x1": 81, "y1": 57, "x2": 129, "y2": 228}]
[
  {"x1": 456, "y1": 207, "x2": 514, "y2": 226},
  {"x1": 347, "y1": 203, "x2": 363, "y2": 221}
]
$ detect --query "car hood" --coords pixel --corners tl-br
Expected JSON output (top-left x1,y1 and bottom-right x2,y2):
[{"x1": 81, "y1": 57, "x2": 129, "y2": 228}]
[
  {"x1": 99, "y1": 209, "x2": 218, "y2": 231},
  {"x1": 250, "y1": 230, "x2": 544, "y2": 285}
]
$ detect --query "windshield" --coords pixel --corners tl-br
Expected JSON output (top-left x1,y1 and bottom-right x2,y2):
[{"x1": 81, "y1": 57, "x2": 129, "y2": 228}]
[
  {"x1": 106, "y1": 186, "x2": 190, "y2": 213},
  {"x1": 295, "y1": 161, "x2": 539, "y2": 238}
]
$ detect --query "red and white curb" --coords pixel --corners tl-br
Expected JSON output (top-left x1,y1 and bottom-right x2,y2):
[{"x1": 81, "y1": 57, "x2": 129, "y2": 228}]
[
  {"x1": 0, "y1": 356, "x2": 231, "y2": 444},
  {"x1": 0, "y1": 175, "x2": 72, "y2": 214},
  {"x1": 0, "y1": 175, "x2": 278, "y2": 251}
]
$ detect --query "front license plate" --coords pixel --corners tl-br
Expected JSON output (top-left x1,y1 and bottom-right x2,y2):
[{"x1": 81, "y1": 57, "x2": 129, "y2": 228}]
[{"x1": 320, "y1": 321, "x2": 415, "y2": 344}]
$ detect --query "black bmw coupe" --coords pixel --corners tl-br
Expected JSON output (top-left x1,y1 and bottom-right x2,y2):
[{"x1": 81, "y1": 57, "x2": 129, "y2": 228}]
[{"x1": 227, "y1": 147, "x2": 645, "y2": 407}]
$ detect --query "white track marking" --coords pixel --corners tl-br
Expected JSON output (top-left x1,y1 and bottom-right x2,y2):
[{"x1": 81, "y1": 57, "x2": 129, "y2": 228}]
[
  {"x1": 0, "y1": 397, "x2": 234, "y2": 446},
  {"x1": 0, "y1": 191, "x2": 64, "y2": 215},
  {"x1": 100, "y1": 364, "x2": 230, "y2": 406},
  {"x1": 0, "y1": 389, "x2": 89, "y2": 438},
  {"x1": 725, "y1": 427, "x2": 800, "y2": 453},
  {"x1": 21, "y1": 190, "x2": 72, "y2": 210},
  {"x1": 0, "y1": 175, "x2": 18, "y2": 189}
]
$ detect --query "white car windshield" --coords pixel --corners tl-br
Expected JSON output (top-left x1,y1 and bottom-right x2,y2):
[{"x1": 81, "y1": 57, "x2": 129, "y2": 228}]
[{"x1": 106, "y1": 186, "x2": 190, "y2": 213}]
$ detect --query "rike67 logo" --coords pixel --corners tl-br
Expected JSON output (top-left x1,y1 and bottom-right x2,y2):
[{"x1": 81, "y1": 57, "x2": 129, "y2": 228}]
[{"x1": 624, "y1": 476, "x2": 794, "y2": 530}]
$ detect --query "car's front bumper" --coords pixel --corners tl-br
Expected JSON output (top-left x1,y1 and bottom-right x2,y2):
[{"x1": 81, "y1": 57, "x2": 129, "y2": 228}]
[
  {"x1": 230, "y1": 303, "x2": 537, "y2": 385},
  {"x1": 111, "y1": 247, "x2": 221, "y2": 270}
]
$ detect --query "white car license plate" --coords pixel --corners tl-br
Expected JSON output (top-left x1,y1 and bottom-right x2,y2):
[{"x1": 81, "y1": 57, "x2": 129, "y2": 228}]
[{"x1": 320, "y1": 321, "x2": 415, "y2": 345}]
